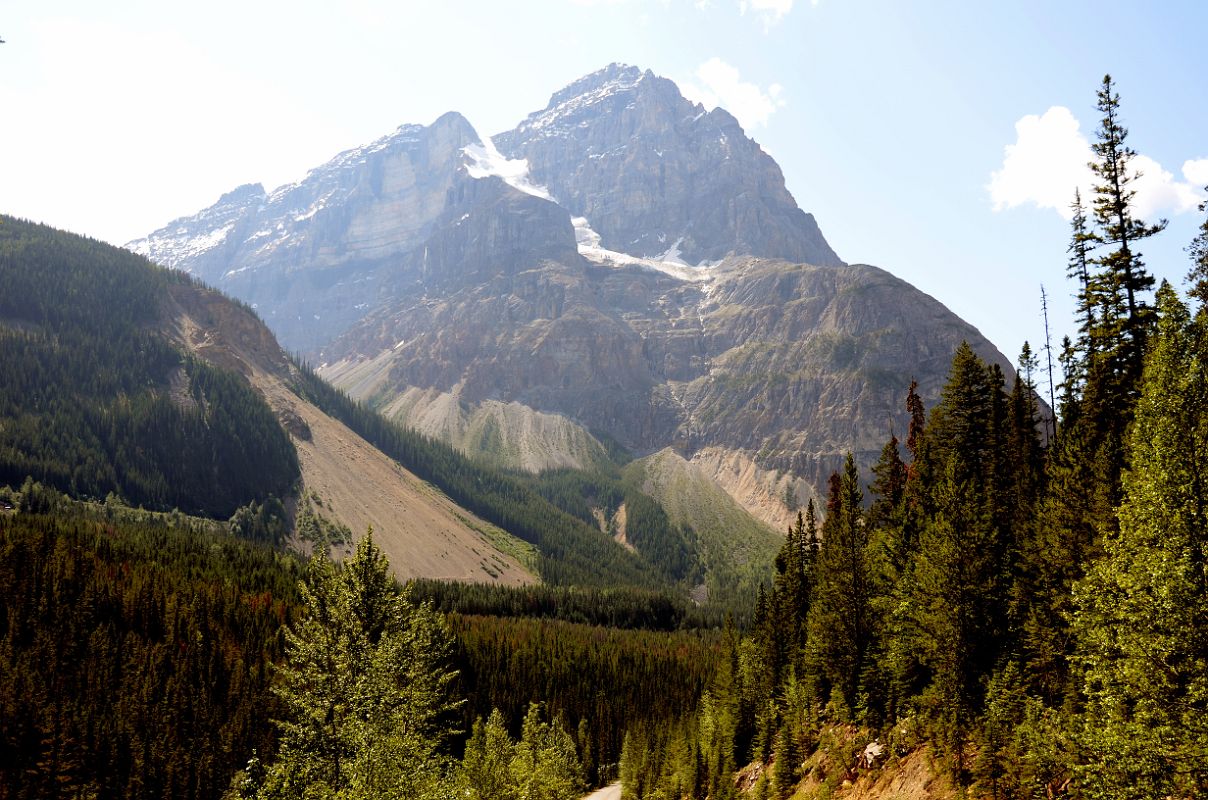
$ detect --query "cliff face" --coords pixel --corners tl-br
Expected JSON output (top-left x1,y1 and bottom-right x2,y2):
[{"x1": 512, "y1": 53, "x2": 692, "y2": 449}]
[
  {"x1": 494, "y1": 64, "x2": 842, "y2": 268},
  {"x1": 129, "y1": 112, "x2": 481, "y2": 351},
  {"x1": 130, "y1": 63, "x2": 1011, "y2": 513}
]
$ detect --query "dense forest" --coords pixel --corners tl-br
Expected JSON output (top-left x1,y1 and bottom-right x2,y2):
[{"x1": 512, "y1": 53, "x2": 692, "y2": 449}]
[
  {"x1": 0, "y1": 218, "x2": 298, "y2": 517},
  {"x1": 618, "y1": 75, "x2": 1208, "y2": 800},
  {"x1": 0, "y1": 509, "x2": 303, "y2": 800}
]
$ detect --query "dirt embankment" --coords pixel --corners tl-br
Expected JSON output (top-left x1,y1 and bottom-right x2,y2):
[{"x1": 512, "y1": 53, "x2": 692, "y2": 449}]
[{"x1": 164, "y1": 284, "x2": 537, "y2": 586}]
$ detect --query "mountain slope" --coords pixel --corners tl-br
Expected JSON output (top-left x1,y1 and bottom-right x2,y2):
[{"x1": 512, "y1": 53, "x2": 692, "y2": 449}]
[
  {"x1": 129, "y1": 112, "x2": 482, "y2": 352},
  {"x1": 0, "y1": 217, "x2": 543, "y2": 584},
  {"x1": 127, "y1": 63, "x2": 1014, "y2": 532}
]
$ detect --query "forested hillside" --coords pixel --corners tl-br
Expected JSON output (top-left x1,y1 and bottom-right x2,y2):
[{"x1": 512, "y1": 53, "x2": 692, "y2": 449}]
[
  {"x1": 289, "y1": 362, "x2": 677, "y2": 590},
  {"x1": 0, "y1": 217, "x2": 298, "y2": 517}
]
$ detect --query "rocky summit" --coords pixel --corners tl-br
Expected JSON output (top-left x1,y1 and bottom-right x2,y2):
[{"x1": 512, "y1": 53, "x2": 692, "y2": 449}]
[{"x1": 128, "y1": 63, "x2": 1010, "y2": 514}]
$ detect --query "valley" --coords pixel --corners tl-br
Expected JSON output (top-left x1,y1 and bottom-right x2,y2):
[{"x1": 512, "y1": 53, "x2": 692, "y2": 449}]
[{"x1": 1, "y1": 13, "x2": 1205, "y2": 796}]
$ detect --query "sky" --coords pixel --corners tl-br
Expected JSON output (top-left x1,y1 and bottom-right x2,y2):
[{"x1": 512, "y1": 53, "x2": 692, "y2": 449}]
[{"x1": 2, "y1": 0, "x2": 1206, "y2": 372}]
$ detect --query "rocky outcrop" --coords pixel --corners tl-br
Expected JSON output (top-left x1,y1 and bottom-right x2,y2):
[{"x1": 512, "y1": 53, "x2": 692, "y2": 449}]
[
  {"x1": 319, "y1": 253, "x2": 1010, "y2": 504},
  {"x1": 494, "y1": 64, "x2": 842, "y2": 268},
  {"x1": 130, "y1": 112, "x2": 482, "y2": 351}
]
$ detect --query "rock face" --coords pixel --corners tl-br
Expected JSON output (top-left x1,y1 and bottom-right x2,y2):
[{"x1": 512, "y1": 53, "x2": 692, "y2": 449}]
[
  {"x1": 129, "y1": 112, "x2": 482, "y2": 351},
  {"x1": 129, "y1": 63, "x2": 1012, "y2": 511},
  {"x1": 494, "y1": 64, "x2": 842, "y2": 268}
]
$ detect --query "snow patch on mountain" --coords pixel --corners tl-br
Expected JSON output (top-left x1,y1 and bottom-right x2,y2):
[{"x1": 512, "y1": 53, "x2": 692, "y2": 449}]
[
  {"x1": 462, "y1": 138, "x2": 553, "y2": 201},
  {"x1": 573, "y1": 216, "x2": 713, "y2": 283},
  {"x1": 130, "y1": 221, "x2": 236, "y2": 269}
]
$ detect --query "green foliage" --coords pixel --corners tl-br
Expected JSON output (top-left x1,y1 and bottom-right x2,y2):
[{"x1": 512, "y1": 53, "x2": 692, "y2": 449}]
[
  {"x1": 1070, "y1": 285, "x2": 1208, "y2": 799},
  {"x1": 509, "y1": 703, "x2": 586, "y2": 800},
  {"x1": 407, "y1": 579, "x2": 701, "y2": 631},
  {"x1": 805, "y1": 454, "x2": 872, "y2": 717},
  {"x1": 0, "y1": 510, "x2": 302, "y2": 800},
  {"x1": 247, "y1": 533, "x2": 461, "y2": 800},
  {"x1": 291, "y1": 492, "x2": 351, "y2": 553},
  {"x1": 449, "y1": 613, "x2": 719, "y2": 786},
  {"x1": 0, "y1": 216, "x2": 299, "y2": 517},
  {"x1": 1189, "y1": 191, "x2": 1208, "y2": 307},
  {"x1": 528, "y1": 468, "x2": 703, "y2": 586}
]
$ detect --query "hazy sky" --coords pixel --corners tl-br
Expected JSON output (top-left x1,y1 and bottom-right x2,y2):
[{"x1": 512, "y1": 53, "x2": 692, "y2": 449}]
[{"x1": 2, "y1": 0, "x2": 1206, "y2": 367}]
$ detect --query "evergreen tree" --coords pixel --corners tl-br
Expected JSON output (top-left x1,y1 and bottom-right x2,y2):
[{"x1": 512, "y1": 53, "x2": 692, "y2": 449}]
[
  {"x1": 252, "y1": 533, "x2": 460, "y2": 800},
  {"x1": 868, "y1": 436, "x2": 906, "y2": 535},
  {"x1": 509, "y1": 704, "x2": 585, "y2": 800},
  {"x1": 805, "y1": 455, "x2": 871, "y2": 716},
  {"x1": 1189, "y1": 191, "x2": 1208, "y2": 307},
  {"x1": 1067, "y1": 189, "x2": 1098, "y2": 370},
  {"x1": 895, "y1": 345, "x2": 1018, "y2": 767},
  {"x1": 461, "y1": 710, "x2": 516, "y2": 800},
  {"x1": 1085, "y1": 74, "x2": 1165, "y2": 415},
  {"x1": 1071, "y1": 284, "x2": 1208, "y2": 799}
]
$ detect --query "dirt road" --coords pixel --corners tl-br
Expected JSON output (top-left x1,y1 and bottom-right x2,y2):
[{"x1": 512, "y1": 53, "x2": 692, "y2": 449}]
[{"x1": 583, "y1": 783, "x2": 621, "y2": 800}]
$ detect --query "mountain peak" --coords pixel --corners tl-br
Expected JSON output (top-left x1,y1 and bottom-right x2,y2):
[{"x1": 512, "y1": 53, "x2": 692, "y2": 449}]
[
  {"x1": 218, "y1": 183, "x2": 266, "y2": 206},
  {"x1": 511, "y1": 63, "x2": 652, "y2": 141},
  {"x1": 495, "y1": 64, "x2": 843, "y2": 267},
  {"x1": 548, "y1": 63, "x2": 646, "y2": 106}
]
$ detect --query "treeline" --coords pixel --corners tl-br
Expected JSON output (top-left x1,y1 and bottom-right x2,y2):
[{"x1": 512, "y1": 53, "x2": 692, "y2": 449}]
[
  {"x1": 0, "y1": 217, "x2": 298, "y2": 517},
  {"x1": 0, "y1": 512, "x2": 304, "y2": 800},
  {"x1": 408, "y1": 579, "x2": 696, "y2": 631},
  {"x1": 450, "y1": 614, "x2": 720, "y2": 787},
  {"x1": 289, "y1": 360, "x2": 665, "y2": 588},
  {"x1": 623, "y1": 75, "x2": 1208, "y2": 800}
]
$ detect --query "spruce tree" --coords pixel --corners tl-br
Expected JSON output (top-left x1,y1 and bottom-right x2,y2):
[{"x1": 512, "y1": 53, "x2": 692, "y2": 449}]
[
  {"x1": 1071, "y1": 284, "x2": 1208, "y2": 799},
  {"x1": 897, "y1": 345, "x2": 1017, "y2": 766},
  {"x1": 252, "y1": 533, "x2": 460, "y2": 800},
  {"x1": 1086, "y1": 74, "x2": 1165, "y2": 410},
  {"x1": 805, "y1": 455, "x2": 871, "y2": 716}
]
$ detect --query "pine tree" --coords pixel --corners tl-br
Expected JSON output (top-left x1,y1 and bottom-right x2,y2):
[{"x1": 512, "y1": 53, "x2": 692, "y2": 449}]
[
  {"x1": 1071, "y1": 284, "x2": 1208, "y2": 799},
  {"x1": 252, "y1": 533, "x2": 460, "y2": 800},
  {"x1": 1086, "y1": 74, "x2": 1166, "y2": 409},
  {"x1": 805, "y1": 455, "x2": 871, "y2": 716},
  {"x1": 895, "y1": 345, "x2": 1017, "y2": 767},
  {"x1": 868, "y1": 436, "x2": 906, "y2": 535},
  {"x1": 1188, "y1": 191, "x2": 1208, "y2": 307},
  {"x1": 460, "y1": 710, "x2": 516, "y2": 800},
  {"x1": 1067, "y1": 189, "x2": 1098, "y2": 368},
  {"x1": 509, "y1": 703, "x2": 585, "y2": 800}
]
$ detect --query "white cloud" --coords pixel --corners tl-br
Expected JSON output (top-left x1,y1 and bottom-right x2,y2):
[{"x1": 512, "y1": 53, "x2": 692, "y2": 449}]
[
  {"x1": 987, "y1": 107, "x2": 1093, "y2": 220},
  {"x1": 1130, "y1": 154, "x2": 1204, "y2": 219},
  {"x1": 988, "y1": 106, "x2": 1206, "y2": 222},
  {"x1": 679, "y1": 58, "x2": 783, "y2": 130},
  {"x1": 1185, "y1": 158, "x2": 1208, "y2": 188},
  {"x1": 738, "y1": 0, "x2": 794, "y2": 29}
]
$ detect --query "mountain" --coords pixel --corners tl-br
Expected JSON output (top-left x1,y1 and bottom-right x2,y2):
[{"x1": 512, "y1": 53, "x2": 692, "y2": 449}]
[
  {"x1": 493, "y1": 63, "x2": 841, "y2": 267},
  {"x1": 128, "y1": 63, "x2": 1012, "y2": 520},
  {"x1": 129, "y1": 112, "x2": 483, "y2": 352},
  {"x1": 2, "y1": 216, "x2": 614, "y2": 586}
]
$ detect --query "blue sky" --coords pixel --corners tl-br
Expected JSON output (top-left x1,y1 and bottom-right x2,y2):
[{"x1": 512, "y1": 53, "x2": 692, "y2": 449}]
[{"x1": 2, "y1": 0, "x2": 1205, "y2": 368}]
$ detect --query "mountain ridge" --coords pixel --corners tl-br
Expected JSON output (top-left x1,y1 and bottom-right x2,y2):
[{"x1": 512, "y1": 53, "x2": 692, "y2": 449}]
[{"x1": 126, "y1": 63, "x2": 1014, "y2": 517}]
